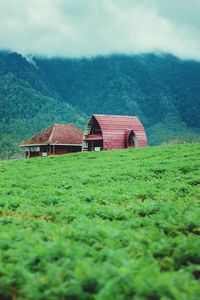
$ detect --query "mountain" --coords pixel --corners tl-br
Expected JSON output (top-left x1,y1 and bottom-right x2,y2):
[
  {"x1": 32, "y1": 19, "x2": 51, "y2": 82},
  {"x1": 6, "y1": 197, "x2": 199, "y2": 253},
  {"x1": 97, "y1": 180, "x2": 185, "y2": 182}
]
[
  {"x1": 0, "y1": 52, "x2": 87, "y2": 159},
  {"x1": 36, "y1": 54, "x2": 200, "y2": 144},
  {"x1": 0, "y1": 51, "x2": 200, "y2": 159}
]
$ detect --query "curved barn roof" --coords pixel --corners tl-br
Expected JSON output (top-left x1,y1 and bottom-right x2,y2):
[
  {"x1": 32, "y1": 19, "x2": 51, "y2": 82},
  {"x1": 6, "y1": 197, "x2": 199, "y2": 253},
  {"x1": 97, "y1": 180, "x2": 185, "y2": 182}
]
[
  {"x1": 21, "y1": 124, "x2": 83, "y2": 146},
  {"x1": 84, "y1": 114, "x2": 147, "y2": 149}
]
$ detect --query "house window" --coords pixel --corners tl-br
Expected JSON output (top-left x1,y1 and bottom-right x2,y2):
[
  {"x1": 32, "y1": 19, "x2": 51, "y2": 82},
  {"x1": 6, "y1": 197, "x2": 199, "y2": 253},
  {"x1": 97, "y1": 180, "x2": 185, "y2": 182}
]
[{"x1": 41, "y1": 145, "x2": 47, "y2": 152}]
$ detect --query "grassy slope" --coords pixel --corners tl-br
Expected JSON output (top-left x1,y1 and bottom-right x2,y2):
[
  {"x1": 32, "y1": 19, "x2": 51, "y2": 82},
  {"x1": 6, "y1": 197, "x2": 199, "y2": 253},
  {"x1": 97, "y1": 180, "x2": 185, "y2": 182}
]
[{"x1": 0, "y1": 144, "x2": 200, "y2": 300}]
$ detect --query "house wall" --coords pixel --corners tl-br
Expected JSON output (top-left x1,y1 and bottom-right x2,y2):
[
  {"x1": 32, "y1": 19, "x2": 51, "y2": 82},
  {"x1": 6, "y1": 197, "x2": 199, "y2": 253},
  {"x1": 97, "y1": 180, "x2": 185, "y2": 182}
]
[
  {"x1": 85, "y1": 140, "x2": 103, "y2": 151},
  {"x1": 26, "y1": 151, "x2": 39, "y2": 158},
  {"x1": 54, "y1": 145, "x2": 82, "y2": 155},
  {"x1": 27, "y1": 145, "x2": 82, "y2": 158}
]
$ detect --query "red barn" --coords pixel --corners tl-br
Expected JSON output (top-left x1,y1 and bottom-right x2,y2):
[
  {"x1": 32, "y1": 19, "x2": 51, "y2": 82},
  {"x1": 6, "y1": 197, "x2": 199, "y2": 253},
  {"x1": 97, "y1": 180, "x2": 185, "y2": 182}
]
[
  {"x1": 83, "y1": 114, "x2": 147, "y2": 151},
  {"x1": 20, "y1": 124, "x2": 83, "y2": 158}
]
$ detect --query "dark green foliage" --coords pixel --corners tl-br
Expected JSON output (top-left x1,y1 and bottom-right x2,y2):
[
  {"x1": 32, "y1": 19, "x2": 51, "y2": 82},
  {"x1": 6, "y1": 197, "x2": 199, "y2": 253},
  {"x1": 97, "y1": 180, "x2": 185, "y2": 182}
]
[
  {"x1": 36, "y1": 53, "x2": 200, "y2": 139},
  {"x1": 0, "y1": 52, "x2": 87, "y2": 159},
  {"x1": 0, "y1": 144, "x2": 200, "y2": 299}
]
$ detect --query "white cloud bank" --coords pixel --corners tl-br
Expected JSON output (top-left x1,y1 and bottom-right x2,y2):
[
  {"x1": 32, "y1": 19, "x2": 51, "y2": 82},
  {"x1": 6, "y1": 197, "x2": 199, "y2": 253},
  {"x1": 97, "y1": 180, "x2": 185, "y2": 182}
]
[{"x1": 0, "y1": 0, "x2": 200, "y2": 59}]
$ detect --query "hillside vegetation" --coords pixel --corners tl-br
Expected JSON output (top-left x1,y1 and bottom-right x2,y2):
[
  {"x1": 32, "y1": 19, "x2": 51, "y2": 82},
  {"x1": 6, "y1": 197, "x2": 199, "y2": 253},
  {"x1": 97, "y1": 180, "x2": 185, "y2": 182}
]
[
  {"x1": 36, "y1": 53, "x2": 200, "y2": 144},
  {"x1": 0, "y1": 144, "x2": 200, "y2": 299},
  {"x1": 0, "y1": 51, "x2": 200, "y2": 159},
  {"x1": 0, "y1": 52, "x2": 87, "y2": 159}
]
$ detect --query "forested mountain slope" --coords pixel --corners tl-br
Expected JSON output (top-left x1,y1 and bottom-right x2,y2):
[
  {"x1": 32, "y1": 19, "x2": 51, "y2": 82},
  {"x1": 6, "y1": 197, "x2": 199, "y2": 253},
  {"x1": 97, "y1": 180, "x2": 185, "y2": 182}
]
[
  {"x1": 36, "y1": 54, "x2": 200, "y2": 144},
  {"x1": 0, "y1": 51, "x2": 200, "y2": 159},
  {"x1": 0, "y1": 52, "x2": 86, "y2": 159}
]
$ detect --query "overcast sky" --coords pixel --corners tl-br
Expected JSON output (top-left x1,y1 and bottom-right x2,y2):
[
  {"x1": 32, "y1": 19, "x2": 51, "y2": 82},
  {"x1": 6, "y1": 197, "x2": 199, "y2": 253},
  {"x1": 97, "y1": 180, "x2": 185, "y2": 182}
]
[{"x1": 0, "y1": 0, "x2": 200, "y2": 59}]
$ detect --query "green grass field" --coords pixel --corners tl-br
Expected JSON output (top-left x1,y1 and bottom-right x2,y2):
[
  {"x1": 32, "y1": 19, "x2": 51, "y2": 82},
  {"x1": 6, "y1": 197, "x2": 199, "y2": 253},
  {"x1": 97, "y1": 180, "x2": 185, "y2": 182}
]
[{"x1": 0, "y1": 144, "x2": 200, "y2": 300}]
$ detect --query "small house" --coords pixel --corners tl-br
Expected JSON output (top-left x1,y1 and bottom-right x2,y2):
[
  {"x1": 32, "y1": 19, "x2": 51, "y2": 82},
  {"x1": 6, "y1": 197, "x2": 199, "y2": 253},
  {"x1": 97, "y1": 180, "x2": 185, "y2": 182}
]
[
  {"x1": 20, "y1": 124, "x2": 83, "y2": 158},
  {"x1": 83, "y1": 114, "x2": 147, "y2": 151}
]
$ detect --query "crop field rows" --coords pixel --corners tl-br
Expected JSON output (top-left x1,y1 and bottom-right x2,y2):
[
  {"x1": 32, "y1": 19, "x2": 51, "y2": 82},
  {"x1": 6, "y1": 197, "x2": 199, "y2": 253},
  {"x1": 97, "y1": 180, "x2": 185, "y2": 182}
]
[{"x1": 0, "y1": 144, "x2": 200, "y2": 299}]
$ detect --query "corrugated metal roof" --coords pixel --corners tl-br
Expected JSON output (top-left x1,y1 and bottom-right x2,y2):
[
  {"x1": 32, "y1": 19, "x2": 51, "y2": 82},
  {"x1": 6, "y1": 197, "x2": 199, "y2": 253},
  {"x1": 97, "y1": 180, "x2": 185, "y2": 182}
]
[
  {"x1": 84, "y1": 114, "x2": 147, "y2": 149},
  {"x1": 20, "y1": 124, "x2": 83, "y2": 146},
  {"x1": 84, "y1": 134, "x2": 103, "y2": 141}
]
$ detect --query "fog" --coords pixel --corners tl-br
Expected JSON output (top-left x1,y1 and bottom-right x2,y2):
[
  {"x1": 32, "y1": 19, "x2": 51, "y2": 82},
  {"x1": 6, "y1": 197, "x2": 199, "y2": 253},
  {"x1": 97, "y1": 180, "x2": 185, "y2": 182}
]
[{"x1": 0, "y1": 0, "x2": 199, "y2": 59}]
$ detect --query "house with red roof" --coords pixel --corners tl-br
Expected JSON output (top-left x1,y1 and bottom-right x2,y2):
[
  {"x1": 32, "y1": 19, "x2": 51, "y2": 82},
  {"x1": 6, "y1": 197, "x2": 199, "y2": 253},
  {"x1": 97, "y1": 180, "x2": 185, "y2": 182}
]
[
  {"x1": 20, "y1": 124, "x2": 83, "y2": 158},
  {"x1": 83, "y1": 114, "x2": 147, "y2": 151}
]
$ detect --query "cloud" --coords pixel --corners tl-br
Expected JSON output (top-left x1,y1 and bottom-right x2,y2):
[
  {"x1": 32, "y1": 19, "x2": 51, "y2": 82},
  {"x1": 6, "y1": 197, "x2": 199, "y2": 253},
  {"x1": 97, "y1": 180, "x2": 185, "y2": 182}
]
[{"x1": 0, "y1": 0, "x2": 200, "y2": 59}]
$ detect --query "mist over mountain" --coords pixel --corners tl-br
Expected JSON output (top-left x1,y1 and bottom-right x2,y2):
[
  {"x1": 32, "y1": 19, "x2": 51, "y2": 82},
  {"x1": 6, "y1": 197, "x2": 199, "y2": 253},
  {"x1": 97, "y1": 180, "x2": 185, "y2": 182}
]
[
  {"x1": 1, "y1": 0, "x2": 200, "y2": 60},
  {"x1": 0, "y1": 51, "x2": 200, "y2": 159}
]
